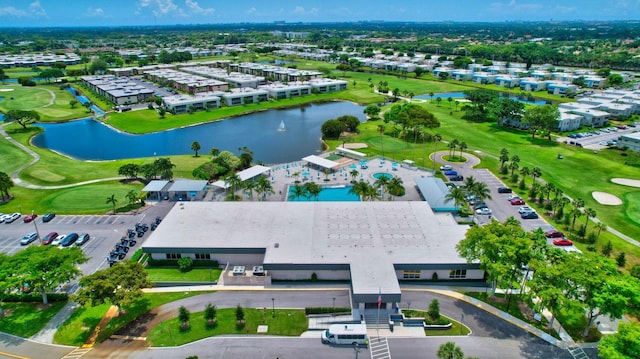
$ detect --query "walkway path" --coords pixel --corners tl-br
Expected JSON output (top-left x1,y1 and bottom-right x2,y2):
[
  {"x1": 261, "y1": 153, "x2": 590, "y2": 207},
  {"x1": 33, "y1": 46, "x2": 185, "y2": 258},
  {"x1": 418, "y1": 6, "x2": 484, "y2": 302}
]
[
  {"x1": 41, "y1": 87, "x2": 57, "y2": 107},
  {"x1": 0, "y1": 124, "x2": 124, "y2": 189}
]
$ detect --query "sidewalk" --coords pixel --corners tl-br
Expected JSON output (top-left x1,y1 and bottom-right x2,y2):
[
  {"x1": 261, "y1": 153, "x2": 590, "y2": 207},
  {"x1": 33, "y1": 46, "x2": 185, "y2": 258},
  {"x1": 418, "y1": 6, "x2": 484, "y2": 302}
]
[{"x1": 30, "y1": 302, "x2": 79, "y2": 343}]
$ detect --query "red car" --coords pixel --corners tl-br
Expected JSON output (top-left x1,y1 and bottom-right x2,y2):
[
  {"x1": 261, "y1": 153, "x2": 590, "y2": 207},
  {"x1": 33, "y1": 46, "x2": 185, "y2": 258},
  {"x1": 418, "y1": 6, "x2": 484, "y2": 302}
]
[
  {"x1": 553, "y1": 237, "x2": 573, "y2": 246},
  {"x1": 545, "y1": 229, "x2": 564, "y2": 238},
  {"x1": 510, "y1": 198, "x2": 525, "y2": 205},
  {"x1": 41, "y1": 231, "x2": 58, "y2": 245},
  {"x1": 23, "y1": 214, "x2": 38, "y2": 223}
]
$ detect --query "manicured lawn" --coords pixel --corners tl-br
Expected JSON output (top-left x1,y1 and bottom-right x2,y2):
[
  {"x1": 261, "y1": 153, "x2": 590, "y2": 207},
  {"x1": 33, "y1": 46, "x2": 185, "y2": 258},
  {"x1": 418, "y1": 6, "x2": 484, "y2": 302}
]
[
  {"x1": 0, "y1": 84, "x2": 89, "y2": 121},
  {"x1": 54, "y1": 303, "x2": 111, "y2": 346},
  {"x1": 336, "y1": 71, "x2": 473, "y2": 96},
  {"x1": 401, "y1": 309, "x2": 470, "y2": 336},
  {"x1": 145, "y1": 267, "x2": 222, "y2": 282},
  {"x1": 0, "y1": 131, "x2": 33, "y2": 175},
  {"x1": 0, "y1": 301, "x2": 67, "y2": 338},
  {"x1": 147, "y1": 308, "x2": 308, "y2": 347}
]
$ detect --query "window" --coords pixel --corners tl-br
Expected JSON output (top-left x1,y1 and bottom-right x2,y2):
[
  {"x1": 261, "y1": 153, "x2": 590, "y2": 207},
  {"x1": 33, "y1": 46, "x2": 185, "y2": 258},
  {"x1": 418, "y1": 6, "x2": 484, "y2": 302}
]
[
  {"x1": 195, "y1": 253, "x2": 211, "y2": 260},
  {"x1": 449, "y1": 269, "x2": 467, "y2": 279},
  {"x1": 166, "y1": 253, "x2": 182, "y2": 260},
  {"x1": 403, "y1": 270, "x2": 420, "y2": 279}
]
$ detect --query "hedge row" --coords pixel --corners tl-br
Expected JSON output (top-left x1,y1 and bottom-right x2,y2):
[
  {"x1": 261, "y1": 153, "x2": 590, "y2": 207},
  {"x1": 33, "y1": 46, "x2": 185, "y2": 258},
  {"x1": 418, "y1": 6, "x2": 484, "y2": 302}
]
[
  {"x1": 147, "y1": 258, "x2": 219, "y2": 268},
  {"x1": 305, "y1": 307, "x2": 351, "y2": 315},
  {"x1": 3, "y1": 293, "x2": 69, "y2": 303}
]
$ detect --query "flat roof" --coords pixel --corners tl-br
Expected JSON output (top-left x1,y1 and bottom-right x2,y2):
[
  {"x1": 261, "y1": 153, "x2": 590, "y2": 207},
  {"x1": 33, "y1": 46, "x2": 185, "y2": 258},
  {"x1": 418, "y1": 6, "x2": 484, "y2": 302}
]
[
  {"x1": 143, "y1": 201, "x2": 469, "y2": 294},
  {"x1": 302, "y1": 155, "x2": 339, "y2": 169},
  {"x1": 211, "y1": 165, "x2": 271, "y2": 189},
  {"x1": 142, "y1": 180, "x2": 170, "y2": 192},
  {"x1": 414, "y1": 177, "x2": 458, "y2": 210},
  {"x1": 166, "y1": 180, "x2": 208, "y2": 192}
]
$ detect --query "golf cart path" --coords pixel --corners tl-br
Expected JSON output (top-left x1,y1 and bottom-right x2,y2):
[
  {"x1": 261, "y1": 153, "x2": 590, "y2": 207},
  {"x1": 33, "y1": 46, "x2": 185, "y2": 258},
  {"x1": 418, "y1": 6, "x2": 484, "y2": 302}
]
[{"x1": 0, "y1": 124, "x2": 124, "y2": 189}]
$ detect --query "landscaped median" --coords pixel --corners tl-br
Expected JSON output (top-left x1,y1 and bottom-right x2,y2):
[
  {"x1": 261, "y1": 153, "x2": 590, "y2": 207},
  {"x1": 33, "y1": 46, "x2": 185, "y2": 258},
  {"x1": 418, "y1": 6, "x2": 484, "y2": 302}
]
[{"x1": 147, "y1": 307, "x2": 309, "y2": 347}]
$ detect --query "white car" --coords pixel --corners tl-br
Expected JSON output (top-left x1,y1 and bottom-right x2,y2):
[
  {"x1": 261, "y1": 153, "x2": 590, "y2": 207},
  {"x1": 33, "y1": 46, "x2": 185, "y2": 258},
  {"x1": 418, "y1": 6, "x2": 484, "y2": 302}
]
[
  {"x1": 507, "y1": 194, "x2": 521, "y2": 201},
  {"x1": 4, "y1": 213, "x2": 21, "y2": 223},
  {"x1": 476, "y1": 208, "x2": 492, "y2": 215},
  {"x1": 518, "y1": 206, "x2": 533, "y2": 214},
  {"x1": 51, "y1": 234, "x2": 66, "y2": 246},
  {"x1": 439, "y1": 165, "x2": 452, "y2": 171}
]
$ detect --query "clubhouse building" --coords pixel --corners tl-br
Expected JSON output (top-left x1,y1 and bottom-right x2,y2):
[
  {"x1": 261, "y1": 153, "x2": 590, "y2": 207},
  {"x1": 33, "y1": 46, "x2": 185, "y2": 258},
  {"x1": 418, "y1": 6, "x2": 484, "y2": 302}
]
[{"x1": 142, "y1": 201, "x2": 483, "y2": 316}]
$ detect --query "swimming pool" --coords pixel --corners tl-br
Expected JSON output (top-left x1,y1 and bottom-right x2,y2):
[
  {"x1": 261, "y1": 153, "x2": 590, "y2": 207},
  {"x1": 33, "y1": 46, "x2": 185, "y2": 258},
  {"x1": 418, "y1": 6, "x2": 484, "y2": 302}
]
[
  {"x1": 372, "y1": 172, "x2": 394, "y2": 180},
  {"x1": 287, "y1": 185, "x2": 360, "y2": 202}
]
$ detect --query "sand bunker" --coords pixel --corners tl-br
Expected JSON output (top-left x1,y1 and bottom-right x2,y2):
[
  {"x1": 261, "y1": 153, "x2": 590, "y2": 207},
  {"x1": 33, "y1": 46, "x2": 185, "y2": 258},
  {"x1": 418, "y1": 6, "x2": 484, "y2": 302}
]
[
  {"x1": 592, "y1": 192, "x2": 622, "y2": 205},
  {"x1": 344, "y1": 143, "x2": 368, "y2": 149},
  {"x1": 611, "y1": 178, "x2": 640, "y2": 188},
  {"x1": 0, "y1": 88, "x2": 14, "y2": 92}
]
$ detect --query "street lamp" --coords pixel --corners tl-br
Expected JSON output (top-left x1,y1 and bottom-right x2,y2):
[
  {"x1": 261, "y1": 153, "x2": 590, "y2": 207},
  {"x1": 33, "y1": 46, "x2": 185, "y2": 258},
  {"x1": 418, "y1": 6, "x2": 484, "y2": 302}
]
[
  {"x1": 271, "y1": 298, "x2": 275, "y2": 317},
  {"x1": 31, "y1": 210, "x2": 42, "y2": 244},
  {"x1": 333, "y1": 297, "x2": 336, "y2": 311},
  {"x1": 354, "y1": 343, "x2": 360, "y2": 359}
]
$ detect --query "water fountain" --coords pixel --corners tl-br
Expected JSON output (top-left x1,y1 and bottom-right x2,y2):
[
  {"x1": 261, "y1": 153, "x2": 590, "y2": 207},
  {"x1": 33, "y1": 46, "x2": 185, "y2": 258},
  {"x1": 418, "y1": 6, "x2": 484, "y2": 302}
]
[{"x1": 277, "y1": 119, "x2": 286, "y2": 131}]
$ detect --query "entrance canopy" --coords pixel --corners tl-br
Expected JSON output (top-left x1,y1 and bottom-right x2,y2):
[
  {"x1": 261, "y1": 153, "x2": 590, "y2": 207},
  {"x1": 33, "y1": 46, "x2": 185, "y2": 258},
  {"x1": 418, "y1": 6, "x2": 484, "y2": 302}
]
[
  {"x1": 211, "y1": 165, "x2": 272, "y2": 189},
  {"x1": 302, "y1": 155, "x2": 339, "y2": 170}
]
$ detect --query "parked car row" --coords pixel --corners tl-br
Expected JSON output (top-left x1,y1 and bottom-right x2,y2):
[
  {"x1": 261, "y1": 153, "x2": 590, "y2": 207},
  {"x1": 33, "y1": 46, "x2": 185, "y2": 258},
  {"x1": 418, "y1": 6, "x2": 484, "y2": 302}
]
[
  {"x1": 1, "y1": 213, "x2": 21, "y2": 223},
  {"x1": 1, "y1": 212, "x2": 56, "y2": 224},
  {"x1": 22, "y1": 231, "x2": 90, "y2": 247},
  {"x1": 499, "y1": 191, "x2": 540, "y2": 219}
]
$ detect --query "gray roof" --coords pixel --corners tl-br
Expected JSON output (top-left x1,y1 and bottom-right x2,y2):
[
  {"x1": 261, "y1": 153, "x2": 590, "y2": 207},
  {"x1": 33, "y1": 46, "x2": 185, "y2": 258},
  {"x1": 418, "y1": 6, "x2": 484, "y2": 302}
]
[
  {"x1": 142, "y1": 180, "x2": 170, "y2": 192},
  {"x1": 166, "y1": 180, "x2": 208, "y2": 192},
  {"x1": 414, "y1": 177, "x2": 458, "y2": 211},
  {"x1": 143, "y1": 201, "x2": 469, "y2": 295}
]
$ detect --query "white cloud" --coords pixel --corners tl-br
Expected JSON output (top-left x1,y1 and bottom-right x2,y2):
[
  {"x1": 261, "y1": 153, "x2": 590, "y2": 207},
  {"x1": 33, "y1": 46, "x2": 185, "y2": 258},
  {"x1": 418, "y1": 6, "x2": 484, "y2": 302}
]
[
  {"x1": 489, "y1": 0, "x2": 542, "y2": 13},
  {"x1": 0, "y1": 1, "x2": 47, "y2": 18},
  {"x1": 85, "y1": 7, "x2": 105, "y2": 18},
  {"x1": 185, "y1": 0, "x2": 214, "y2": 15},
  {"x1": 138, "y1": 0, "x2": 184, "y2": 17},
  {"x1": 292, "y1": 6, "x2": 318, "y2": 15},
  {"x1": 554, "y1": 5, "x2": 576, "y2": 14},
  {"x1": 247, "y1": 7, "x2": 258, "y2": 15}
]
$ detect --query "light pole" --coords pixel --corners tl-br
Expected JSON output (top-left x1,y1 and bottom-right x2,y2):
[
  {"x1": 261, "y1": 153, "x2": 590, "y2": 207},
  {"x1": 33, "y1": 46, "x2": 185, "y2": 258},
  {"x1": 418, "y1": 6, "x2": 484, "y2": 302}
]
[
  {"x1": 354, "y1": 343, "x2": 360, "y2": 359},
  {"x1": 271, "y1": 298, "x2": 275, "y2": 317},
  {"x1": 31, "y1": 210, "x2": 42, "y2": 244},
  {"x1": 333, "y1": 297, "x2": 336, "y2": 311}
]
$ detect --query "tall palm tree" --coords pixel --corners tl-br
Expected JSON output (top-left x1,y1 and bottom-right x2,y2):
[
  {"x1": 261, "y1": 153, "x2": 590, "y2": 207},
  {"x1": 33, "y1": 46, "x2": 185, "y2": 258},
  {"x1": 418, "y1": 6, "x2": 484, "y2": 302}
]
[
  {"x1": 349, "y1": 170, "x2": 359, "y2": 183},
  {"x1": 447, "y1": 141, "x2": 457, "y2": 160},
  {"x1": 303, "y1": 182, "x2": 322, "y2": 201},
  {"x1": 499, "y1": 148, "x2": 509, "y2": 171},
  {"x1": 444, "y1": 187, "x2": 467, "y2": 212},
  {"x1": 377, "y1": 125, "x2": 385, "y2": 158},
  {"x1": 365, "y1": 184, "x2": 380, "y2": 201},
  {"x1": 374, "y1": 175, "x2": 390, "y2": 200},
  {"x1": 543, "y1": 182, "x2": 555, "y2": 202},
  {"x1": 190, "y1": 141, "x2": 201, "y2": 157},
  {"x1": 387, "y1": 177, "x2": 404, "y2": 199},
  {"x1": 583, "y1": 208, "x2": 596, "y2": 233},
  {"x1": 531, "y1": 166, "x2": 542, "y2": 182},
  {"x1": 288, "y1": 184, "x2": 307, "y2": 201},
  {"x1": 431, "y1": 133, "x2": 442, "y2": 172},
  {"x1": 463, "y1": 176, "x2": 477, "y2": 193},
  {"x1": 458, "y1": 141, "x2": 467, "y2": 159},
  {"x1": 447, "y1": 97, "x2": 453, "y2": 109},
  {"x1": 243, "y1": 179, "x2": 257, "y2": 200},
  {"x1": 125, "y1": 189, "x2": 139, "y2": 208},
  {"x1": 471, "y1": 181, "x2": 492, "y2": 204},
  {"x1": 0, "y1": 171, "x2": 14, "y2": 200},
  {"x1": 509, "y1": 161, "x2": 520, "y2": 177},
  {"x1": 594, "y1": 222, "x2": 607, "y2": 241},
  {"x1": 349, "y1": 180, "x2": 370, "y2": 201},
  {"x1": 106, "y1": 194, "x2": 118, "y2": 214},
  {"x1": 519, "y1": 166, "x2": 530, "y2": 186},
  {"x1": 224, "y1": 173, "x2": 242, "y2": 201},
  {"x1": 255, "y1": 176, "x2": 274, "y2": 201},
  {"x1": 437, "y1": 341, "x2": 464, "y2": 359},
  {"x1": 154, "y1": 157, "x2": 176, "y2": 181},
  {"x1": 568, "y1": 206, "x2": 582, "y2": 234}
]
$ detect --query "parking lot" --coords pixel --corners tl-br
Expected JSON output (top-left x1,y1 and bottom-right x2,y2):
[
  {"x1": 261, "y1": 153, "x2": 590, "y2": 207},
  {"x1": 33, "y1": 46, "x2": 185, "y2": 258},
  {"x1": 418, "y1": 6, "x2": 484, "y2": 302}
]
[
  {"x1": 563, "y1": 123, "x2": 639, "y2": 150},
  {"x1": 442, "y1": 156, "x2": 578, "y2": 251},
  {"x1": 0, "y1": 202, "x2": 175, "y2": 285}
]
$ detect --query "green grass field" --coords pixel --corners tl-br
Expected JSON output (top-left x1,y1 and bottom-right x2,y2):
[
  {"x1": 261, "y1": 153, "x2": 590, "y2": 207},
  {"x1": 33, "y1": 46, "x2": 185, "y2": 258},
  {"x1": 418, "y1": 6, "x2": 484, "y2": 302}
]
[
  {"x1": 0, "y1": 84, "x2": 89, "y2": 121},
  {"x1": 0, "y1": 302, "x2": 67, "y2": 338},
  {"x1": 146, "y1": 267, "x2": 222, "y2": 282},
  {"x1": 147, "y1": 308, "x2": 308, "y2": 347}
]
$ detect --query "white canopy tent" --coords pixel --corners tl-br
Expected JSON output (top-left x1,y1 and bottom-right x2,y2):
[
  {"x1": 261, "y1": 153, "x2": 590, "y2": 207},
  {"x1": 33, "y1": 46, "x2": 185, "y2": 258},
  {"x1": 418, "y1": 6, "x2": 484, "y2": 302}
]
[
  {"x1": 302, "y1": 155, "x2": 340, "y2": 170},
  {"x1": 211, "y1": 165, "x2": 272, "y2": 189}
]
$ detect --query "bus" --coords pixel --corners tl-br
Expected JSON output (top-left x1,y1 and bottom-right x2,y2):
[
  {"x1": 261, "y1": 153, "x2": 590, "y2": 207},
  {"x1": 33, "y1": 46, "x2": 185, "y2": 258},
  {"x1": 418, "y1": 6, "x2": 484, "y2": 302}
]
[{"x1": 321, "y1": 324, "x2": 368, "y2": 345}]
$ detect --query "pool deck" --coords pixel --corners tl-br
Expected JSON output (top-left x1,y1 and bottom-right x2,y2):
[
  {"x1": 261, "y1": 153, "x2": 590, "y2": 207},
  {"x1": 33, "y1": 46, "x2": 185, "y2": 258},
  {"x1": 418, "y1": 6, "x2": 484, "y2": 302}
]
[{"x1": 208, "y1": 155, "x2": 435, "y2": 202}]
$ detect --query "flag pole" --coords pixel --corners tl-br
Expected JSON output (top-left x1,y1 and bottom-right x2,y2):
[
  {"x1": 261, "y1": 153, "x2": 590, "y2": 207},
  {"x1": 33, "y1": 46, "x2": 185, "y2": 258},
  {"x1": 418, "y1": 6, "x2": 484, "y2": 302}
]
[{"x1": 376, "y1": 287, "x2": 381, "y2": 339}]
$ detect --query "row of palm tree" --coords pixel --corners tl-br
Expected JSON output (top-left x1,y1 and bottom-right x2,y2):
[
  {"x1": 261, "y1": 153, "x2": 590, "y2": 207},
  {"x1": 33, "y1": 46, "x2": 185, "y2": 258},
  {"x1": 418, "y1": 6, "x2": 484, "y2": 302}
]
[
  {"x1": 444, "y1": 176, "x2": 492, "y2": 216},
  {"x1": 446, "y1": 139, "x2": 468, "y2": 161},
  {"x1": 348, "y1": 176, "x2": 405, "y2": 201},
  {"x1": 289, "y1": 182, "x2": 322, "y2": 201},
  {"x1": 223, "y1": 173, "x2": 274, "y2": 201}
]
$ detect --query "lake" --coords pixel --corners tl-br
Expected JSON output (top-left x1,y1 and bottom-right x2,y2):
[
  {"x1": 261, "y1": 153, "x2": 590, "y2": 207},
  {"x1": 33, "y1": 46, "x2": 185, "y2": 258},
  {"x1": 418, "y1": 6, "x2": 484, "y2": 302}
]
[{"x1": 31, "y1": 102, "x2": 366, "y2": 164}]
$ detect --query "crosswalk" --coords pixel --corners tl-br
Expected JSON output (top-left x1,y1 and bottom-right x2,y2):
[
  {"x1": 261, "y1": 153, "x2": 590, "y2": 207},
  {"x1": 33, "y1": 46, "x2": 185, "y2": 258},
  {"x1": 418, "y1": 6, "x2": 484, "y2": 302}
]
[
  {"x1": 369, "y1": 336, "x2": 391, "y2": 359},
  {"x1": 61, "y1": 347, "x2": 92, "y2": 359},
  {"x1": 567, "y1": 346, "x2": 589, "y2": 359}
]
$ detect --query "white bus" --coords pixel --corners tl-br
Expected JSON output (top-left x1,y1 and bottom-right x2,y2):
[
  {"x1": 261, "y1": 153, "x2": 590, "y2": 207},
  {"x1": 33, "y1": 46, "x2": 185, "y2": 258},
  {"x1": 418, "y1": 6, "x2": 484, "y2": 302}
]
[{"x1": 321, "y1": 324, "x2": 368, "y2": 345}]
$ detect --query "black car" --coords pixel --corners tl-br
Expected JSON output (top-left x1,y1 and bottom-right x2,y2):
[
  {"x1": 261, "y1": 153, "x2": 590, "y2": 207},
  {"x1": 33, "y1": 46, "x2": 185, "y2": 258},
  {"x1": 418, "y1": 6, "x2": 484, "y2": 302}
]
[
  {"x1": 521, "y1": 211, "x2": 539, "y2": 219},
  {"x1": 449, "y1": 175, "x2": 464, "y2": 181},
  {"x1": 60, "y1": 233, "x2": 79, "y2": 247},
  {"x1": 42, "y1": 212, "x2": 56, "y2": 223},
  {"x1": 498, "y1": 187, "x2": 512, "y2": 193},
  {"x1": 473, "y1": 202, "x2": 488, "y2": 210}
]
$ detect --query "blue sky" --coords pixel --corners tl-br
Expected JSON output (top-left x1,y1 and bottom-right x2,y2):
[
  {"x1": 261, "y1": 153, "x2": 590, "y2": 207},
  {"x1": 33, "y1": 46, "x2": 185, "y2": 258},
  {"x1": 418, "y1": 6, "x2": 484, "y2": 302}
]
[{"x1": 0, "y1": 0, "x2": 638, "y2": 27}]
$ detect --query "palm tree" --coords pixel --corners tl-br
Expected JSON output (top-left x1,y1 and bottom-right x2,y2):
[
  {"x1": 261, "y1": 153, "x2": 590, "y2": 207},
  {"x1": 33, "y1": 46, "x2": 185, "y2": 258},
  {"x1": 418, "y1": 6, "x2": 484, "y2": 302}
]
[
  {"x1": 543, "y1": 182, "x2": 555, "y2": 202},
  {"x1": 458, "y1": 141, "x2": 467, "y2": 159},
  {"x1": 504, "y1": 216, "x2": 520, "y2": 226},
  {"x1": 303, "y1": 182, "x2": 321, "y2": 201},
  {"x1": 519, "y1": 166, "x2": 530, "y2": 186},
  {"x1": 594, "y1": 222, "x2": 607, "y2": 241},
  {"x1": 288, "y1": 184, "x2": 307, "y2": 201},
  {"x1": 447, "y1": 97, "x2": 453, "y2": 109},
  {"x1": 374, "y1": 175, "x2": 391, "y2": 199},
  {"x1": 445, "y1": 187, "x2": 467, "y2": 212},
  {"x1": 429, "y1": 92, "x2": 434, "y2": 102},
  {"x1": 125, "y1": 189, "x2": 139, "y2": 208},
  {"x1": 508, "y1": 161, "x2": 519, "y2": 177},
  {"x1": 471, "y1": 181, "x2": 492, "y2": 203},
  {"x1": 346, "y1": 170, "x2": 358, "y2": 183},
  {"x1": 387, "y1": 177, "x2": 404, "y2": 199},
  {"x1": 377, "y1": 125, "x2": 385, "y2": 158},
  {"x1": 190, "y1": 141, "x2": 201, "y2": 157},
  {"x1": 447, "y1": 141, "x2": 457, "y2": 160},
  {"x1": 154, "y1": 157, "x2": 176, "y2": 181},
  {"x1": 568, "y1": 206, "x2": 582, "y2": 234},
  {"x1": 349, "y1": 180, "x2": 370, "y2": 201},
  {"x1": 463, "y1": 176, "x2": 477, "y2": 193},
  {"x1": 583, "y1": 208, "x2": 596, "y2": 233},
  {"x1": 499, "y1": 148, "x2": 509, "y2": 171},
  {"x1": 531, "y1": 166, "x2": 542, "y2": 182},
  {"x1": 436, "y1": 97, "x2": 442, "y2": 107},
  {"x1": 224, "y1": 173, "x2": 242, "y2": 201},
  {"x1": 243, "y1": 179, "x2": 257, "y2": 200},
  {"x1": 291, "y1": 171, "x2": 300, "y2": 183},
  {"x1": 255, "y1": 176, "x2": 274, "y2": 201},
  {"x1": 454, "y1": 100, "x2": 459, "y2": 111},
  {"x1": 365, "y1": 184, "x2": 380, "y2": 201},
  {"x1": 437, "y1": 341, "x2": 464, "y2": 359},
  {"x1": 106, "y1": 194, "x2": 118, "y2": 214},
  {"x1": 431, "y1": 133, "x2": 442, "y2": 172}
]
